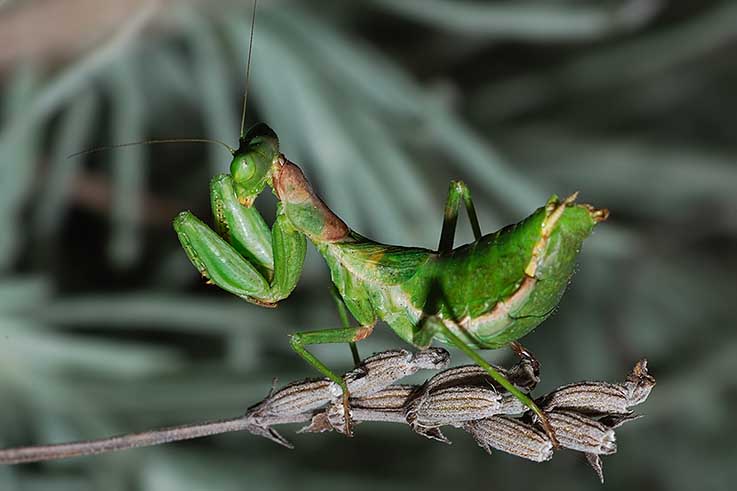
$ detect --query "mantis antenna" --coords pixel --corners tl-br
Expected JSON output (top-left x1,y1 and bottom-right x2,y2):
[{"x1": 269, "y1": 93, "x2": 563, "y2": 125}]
[
  {"x1": 240, "y1": 0, "x2": 259, "y2": 140},
  {"x1": 67, "y1": 138, "x2": 236, "y2": 159}
]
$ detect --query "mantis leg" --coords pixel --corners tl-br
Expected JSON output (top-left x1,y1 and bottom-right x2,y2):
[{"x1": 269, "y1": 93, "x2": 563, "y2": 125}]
[
  {"x1": 289, "y1": 324, "x2": 375, "y2": 436},
  {"x1": 330, "y1": 285, "x2": 361, "y2": 366},
  {"x1": 416, "y1": 316, "x2": 559, "y2": 447},
  {"x1": 174, "y1": 175, "x2": 306, "y2": 306},
  {"x1": 438, "y1": 180, "x2": 482, "y2": 253}
]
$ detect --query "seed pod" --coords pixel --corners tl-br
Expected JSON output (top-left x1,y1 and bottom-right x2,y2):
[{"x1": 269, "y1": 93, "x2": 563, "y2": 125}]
[
  {"x1": 539, "y1": 359, "x2": 655, "y2": 415},
  {"x1": 350, "y1": 385, "x2": 420, "y2": 427},
  {"x1": 463, "y1": 416, "x2": 553, "y2": 462},
  {"x1": 303, "y1": 385, "x2": 419, "y2": 434},
  {"x1": 546, "y1": 411, "x2": 616, "y2": 455},
  {"x1": 623, "y1": 359, "x2": 656, "y2": 407},
  {"x1": 498, "y1": 393, "x2": 527, "y2": 415},
  {"x1": 407, "y1": 386, "x2": 503, "y2": 428},
  {"x1": 411, "y1": 348, "x2": 453, "y2": 371},
  {"x1": 539, "y1": 382, "x2": 630, "y2": 415},
  {"x1": 422, "y1": 360, "x2": 538, "y2": 395},
  {"x1": 345, "y1": 348, "x2": 449, "y2": 398},
  {"x1": 247, "y1": 378, "x2": 339, "y2": 422}
]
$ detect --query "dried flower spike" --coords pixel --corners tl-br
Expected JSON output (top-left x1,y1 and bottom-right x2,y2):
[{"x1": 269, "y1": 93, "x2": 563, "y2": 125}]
[
  {"x1": 345, "y1": 348, "x2": 449, "y2": 398},
  {"x1": 539, "y1": 358, "x2": 655, "y2": 415},
  {"x1": 546, "y1": 411, "x2": 617, "y2": 455},
  {"x1": 406, "y1": 386, "x2": 503, "y2": 440},
  {"x1": 463, "y1": 416, "x2": 553, "y2": 462},
  {"x1": 302, "y1": 385, "x2": 419, "y2": 434},
  {"x1": 421, "y1": 358, "x2": 539, "y2": 395}
]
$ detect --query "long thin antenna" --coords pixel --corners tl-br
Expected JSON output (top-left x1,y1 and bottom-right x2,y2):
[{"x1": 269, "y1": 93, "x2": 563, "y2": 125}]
[
  {"x1": 67, "y1": 138, "x2": 236, "y2": 159},
  {"x1": 240, "y1": 0, "x2": 259, "y2": 139}
]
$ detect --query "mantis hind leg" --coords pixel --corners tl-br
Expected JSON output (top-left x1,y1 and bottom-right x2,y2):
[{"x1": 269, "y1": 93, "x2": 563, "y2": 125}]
[
  {"x1": 438, "y1": 180, "x2": 482, "y2": 253},
  {"x1": 289, "y1": 323, "x2": 375, "y2": 437},
  {"x1": 417, "y1": 316, "x2": 559, "y2": 447},
  {"x1": 416, "y1": 278, "x2": 559, "y2": 447}
]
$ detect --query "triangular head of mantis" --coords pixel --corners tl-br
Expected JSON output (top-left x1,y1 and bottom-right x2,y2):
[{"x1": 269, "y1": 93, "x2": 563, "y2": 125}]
[{"x1": 229, "y1": 123, "x2": 281, "y2": 207}]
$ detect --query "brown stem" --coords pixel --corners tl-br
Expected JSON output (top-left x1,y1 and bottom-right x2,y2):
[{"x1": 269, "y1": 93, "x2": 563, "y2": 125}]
[{"x1": 0, "y1": 416, "x2": 250, "y2": 465}]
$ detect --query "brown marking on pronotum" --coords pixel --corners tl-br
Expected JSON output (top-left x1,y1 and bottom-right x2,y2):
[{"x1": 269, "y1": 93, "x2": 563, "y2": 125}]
[
  {"x1": 272, "y1": 156, "x2": 350, "y2": 242},
  {"x1": 352, "y1": 323, "x2": 375, "y2": 342}
]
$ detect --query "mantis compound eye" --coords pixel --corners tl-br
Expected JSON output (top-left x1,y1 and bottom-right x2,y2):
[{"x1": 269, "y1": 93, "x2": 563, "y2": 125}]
[{"x1": 229, "y1": 125, "x2": 280, "y2": 206}]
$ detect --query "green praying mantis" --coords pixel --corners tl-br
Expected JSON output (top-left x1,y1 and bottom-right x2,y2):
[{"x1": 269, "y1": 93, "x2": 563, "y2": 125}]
[
  {"x1": 173, "y1": 119, "x2": 608, "y2": 443},
  {"x1": 74, "y1": 2, "x2": 607, "y2": 446},
  {"x1": 166, "y1": 3, "x2": 610, "y2": 446}
]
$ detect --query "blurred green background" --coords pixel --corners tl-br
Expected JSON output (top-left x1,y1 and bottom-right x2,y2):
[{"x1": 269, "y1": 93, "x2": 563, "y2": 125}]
[{"x1": 1, "y1": 0, "x2": 735, "y2": 489}]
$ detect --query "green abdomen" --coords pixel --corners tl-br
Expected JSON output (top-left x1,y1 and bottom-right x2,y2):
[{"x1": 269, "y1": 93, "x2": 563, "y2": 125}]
[{"x1": 415, "y1": 204, "x2": 597, "y2": 348}]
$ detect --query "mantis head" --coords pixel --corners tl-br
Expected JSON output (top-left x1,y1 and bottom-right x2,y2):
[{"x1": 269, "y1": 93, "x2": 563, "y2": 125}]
[{"x1": 230, "y1": 123, "x2": 281, "y2": 206}]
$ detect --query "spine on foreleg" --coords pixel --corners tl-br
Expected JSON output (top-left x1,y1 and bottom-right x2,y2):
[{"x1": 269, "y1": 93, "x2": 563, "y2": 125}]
[{"x1": 272, "y1": 157, "x2": 350, "y2": 243}]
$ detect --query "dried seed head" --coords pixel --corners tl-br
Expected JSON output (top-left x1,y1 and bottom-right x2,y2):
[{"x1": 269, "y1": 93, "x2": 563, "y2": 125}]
[
  {"x1": 421, "y1": 359, "x2": 538, "y2": 395},
  {"x1": 498, "y1": 393, "x2": 527, "y2": 415},
  {"x1": 340, "y1": 385, "x2": 420, "y2": 431},
  {"x1": 407, "y1": 386, "x2": 503, "y2": 428},
  {"x1": 623, "y1": 359, "x2": 656, "y2": 407},
  {"x1": 411, "y1": 348, "x2": 452, "y2": 370},
  {"x1": 546, "y1": 411, "x2": 617, "y2": 455},
  {"x1": 302, "y1": 386, "x2": 420, "y2": 435},
  {"x1": 539, "y1": 382, "x2": 630, "y2": 415},
  {"x1": 247, "y1": 378, "x2": 339, "y2": 421},
  {"x1": 344, "y1": 348, "x2": 450, "y2": 398},
  {"x1": 540, "y1": 359, "x2": 655, "y2": 415},
  {"x1": 352, "y1": 385, "x2": 419, "y2": 412},
  {"x1": 463, "y1": 416, "x2": 553, "y2": 462},
  {"x1": 422, "y1": 365, "x2": 491, "y2": 393}
]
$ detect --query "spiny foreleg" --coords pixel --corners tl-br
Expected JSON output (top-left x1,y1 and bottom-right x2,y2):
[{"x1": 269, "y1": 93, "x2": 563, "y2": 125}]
[{"x1": 174, "y1": 174, "x2": 306, "y2": 306}]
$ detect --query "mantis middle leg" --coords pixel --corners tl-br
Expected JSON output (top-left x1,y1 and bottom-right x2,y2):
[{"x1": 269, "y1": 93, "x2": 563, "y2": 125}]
[
  {"x1": 289, "y1": 322, "x2": 375, "y2": 437},
  {"x1": 437, "y1": 179, "x2": 541, "y2": 369},
  {"x1": 330, "y1": 285, "x2": 361, "y2": 366},
  {"x1": 420, "y1": 181, "x2": 558, "y2": 445}
]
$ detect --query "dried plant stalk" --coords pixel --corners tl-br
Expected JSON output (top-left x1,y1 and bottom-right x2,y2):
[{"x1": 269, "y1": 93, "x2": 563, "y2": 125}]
[{"x1": 0, "y1": 349, "x2": 654, "y2": 483}]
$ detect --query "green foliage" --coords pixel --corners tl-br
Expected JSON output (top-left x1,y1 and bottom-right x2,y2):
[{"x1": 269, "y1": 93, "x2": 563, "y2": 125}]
[{"x1": 1, "y1": 1, "x2": 735, "y2": 489}]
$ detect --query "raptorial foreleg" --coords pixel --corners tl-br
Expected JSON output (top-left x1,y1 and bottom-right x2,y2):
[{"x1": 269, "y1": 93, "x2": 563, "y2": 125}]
[{"x1": 174, "y1": 174, "x2": 306, "y2": 306}]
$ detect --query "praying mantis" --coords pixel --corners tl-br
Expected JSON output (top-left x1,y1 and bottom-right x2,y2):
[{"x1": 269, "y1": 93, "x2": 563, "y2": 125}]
[
  {"x1": 173, "y1": 118, "x2": 608, "y2": 443},
  {"x1": 82, "y1": 2, "x2": 607, "y2": 445},
  {"x1": 167, "y1": 3, "x2": 610, "y2": 445}
]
